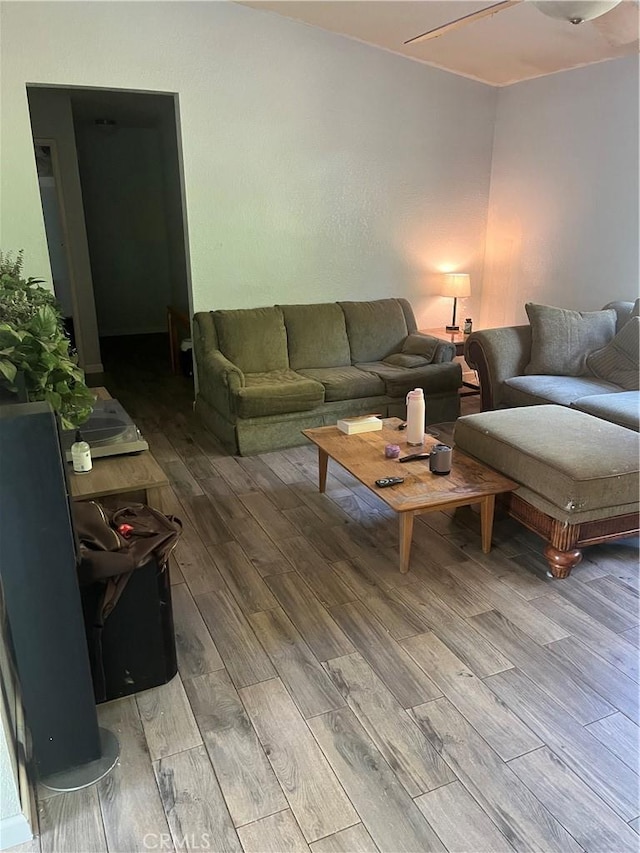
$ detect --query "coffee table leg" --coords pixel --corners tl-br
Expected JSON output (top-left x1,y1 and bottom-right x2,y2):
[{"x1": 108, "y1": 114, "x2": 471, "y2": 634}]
[
  {"x1": 480, "y1": 494, "x2": 496, "y2": 553},
  {"x1": 398, "y1": 512, "x2": 414, "y2": 574},
  {"x1": 318, "y1": 448, "x2": 328, "y2": 494}
]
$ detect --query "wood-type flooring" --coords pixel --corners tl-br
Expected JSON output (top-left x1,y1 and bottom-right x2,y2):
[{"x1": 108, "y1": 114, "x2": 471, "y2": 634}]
[{"x1": 12, "y1": 334, "x2": 639, "y2": 853}]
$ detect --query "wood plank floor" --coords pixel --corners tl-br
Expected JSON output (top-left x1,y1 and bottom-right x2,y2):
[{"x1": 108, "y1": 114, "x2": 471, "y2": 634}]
[{"x1": 19, "y1": 336, "x2": 640, "y2": 852}]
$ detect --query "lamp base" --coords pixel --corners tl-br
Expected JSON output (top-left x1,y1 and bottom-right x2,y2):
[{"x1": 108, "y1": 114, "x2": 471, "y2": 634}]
[{"x1": 446, "y1": 324, "x2": 460, "y2": 332}]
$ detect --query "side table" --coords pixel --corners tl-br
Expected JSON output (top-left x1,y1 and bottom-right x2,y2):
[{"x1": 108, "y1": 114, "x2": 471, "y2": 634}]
[
  {"x1": 420, "y1": 327, "x2": 479, "y2": 397},
  {"x1": 69, "y1": 388, "x2": 168, "y2": 508}
]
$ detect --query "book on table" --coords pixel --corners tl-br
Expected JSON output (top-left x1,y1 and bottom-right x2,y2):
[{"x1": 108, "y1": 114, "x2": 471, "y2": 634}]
[{"x1": 337, "y1": 415, "x2": 383, "y2": 435}]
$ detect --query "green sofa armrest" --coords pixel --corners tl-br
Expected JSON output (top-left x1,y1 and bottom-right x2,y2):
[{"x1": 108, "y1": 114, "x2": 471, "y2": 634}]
[
  {"x1": 433, "y1": 341, "x2": 456, "y2": 363},
  {"x1": 464, "y1": 326, "x2": 532, "y2": 411},
  {"x1": 196, "y1": 349, "x2": 245, "y2": 419},
  {"x1": 401, "y1": 332, "x2": 455, "y2": 363},
  {"x1": 206, "y1": 350, "x2": 245, "y2": 390}
]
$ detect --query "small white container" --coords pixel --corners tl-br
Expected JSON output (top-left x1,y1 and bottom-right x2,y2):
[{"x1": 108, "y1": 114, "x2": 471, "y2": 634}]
[
  {"x1": 71, "y1": 430, "x2": 92, "y2": 473},
  {"x1": 405, "y1": 388, "x2": 425, "y2": 446}
]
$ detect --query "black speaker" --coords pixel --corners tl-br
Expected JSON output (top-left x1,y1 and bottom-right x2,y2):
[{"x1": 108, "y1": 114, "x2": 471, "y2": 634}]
[
  {"x1": 81, "y1": 555, "x2": 177, "y2": 703},
  {"x1": 0, "y1": 402, "x2": 101, "y2": 777}
]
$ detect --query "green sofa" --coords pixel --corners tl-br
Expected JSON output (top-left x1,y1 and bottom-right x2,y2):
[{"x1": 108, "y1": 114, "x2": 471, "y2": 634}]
[{"x1": 193, "y1": 298, "x2": 462, "y2": 455}]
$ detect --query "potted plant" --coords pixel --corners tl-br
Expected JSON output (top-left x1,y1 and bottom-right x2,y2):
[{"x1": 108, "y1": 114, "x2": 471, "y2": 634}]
[{"x1": 0, "y1": 250, "x2": 94, "y2": 429}]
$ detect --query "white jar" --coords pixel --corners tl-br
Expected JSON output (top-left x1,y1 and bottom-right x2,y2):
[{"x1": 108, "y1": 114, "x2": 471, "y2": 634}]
[
  {"x1": 71, "y1": 430, "x2": 92, "y2": 473},
  {"x1": 405, "y1": 388, "x2": 425, "y2": 446}
]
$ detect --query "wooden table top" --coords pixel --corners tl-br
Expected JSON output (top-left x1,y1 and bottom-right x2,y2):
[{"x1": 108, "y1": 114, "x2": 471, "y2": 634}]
[
  {"x1": 303, "y1": 418, "x2": 517, "y2": 514},
  {"x1": 68, "y1": 450, "x2": 168, "y2": 500},
  {"x1": 68, "y1": 387, "x2": 168, "y2": 500}
]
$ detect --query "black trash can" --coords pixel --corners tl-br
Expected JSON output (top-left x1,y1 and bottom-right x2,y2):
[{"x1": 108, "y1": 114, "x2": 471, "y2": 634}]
[{"x1": 73, "y1": 502, "x2": 181, "y2": 704}]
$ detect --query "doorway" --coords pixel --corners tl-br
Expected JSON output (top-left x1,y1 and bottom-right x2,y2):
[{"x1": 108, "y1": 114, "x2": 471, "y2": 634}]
[{"x1": 27, "y1": 86, "x2": 191, "y2": 382}]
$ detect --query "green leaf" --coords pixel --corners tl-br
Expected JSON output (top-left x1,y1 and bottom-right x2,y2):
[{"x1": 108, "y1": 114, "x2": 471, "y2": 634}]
[
  {"x1": 0, "y1": 358, "x2": 17, "y2": 383},
  {"x1": 0, "y1": 326, "x2": 23, "y2": 348},
  {"x1": 44, "y1": 389, "x2": 62, "y2": 411},
  {"x1": 30, "y1": 306, "x2": 59, "y2": 339}
]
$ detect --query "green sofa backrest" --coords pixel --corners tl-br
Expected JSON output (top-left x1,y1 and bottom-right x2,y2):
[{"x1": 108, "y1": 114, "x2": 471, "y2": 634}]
[
  {"x1": 280, "y1": 303, "x2": 351, "y2": 369},
  {"x1": 339, "y1": 298, "x2": 417, "y2": 363},
  {"x1": 213, "y1": 306, "x2": 289, "y2": 373}
]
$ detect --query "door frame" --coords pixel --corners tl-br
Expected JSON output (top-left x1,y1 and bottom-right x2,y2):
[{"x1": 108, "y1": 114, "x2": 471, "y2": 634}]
[{"x1": 33, "y1": 137, "x2": 86, "y2": 366}]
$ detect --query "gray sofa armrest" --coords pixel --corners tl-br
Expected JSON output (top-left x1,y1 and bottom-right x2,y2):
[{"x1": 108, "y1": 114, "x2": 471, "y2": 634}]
[{"x1": 464, "y1": 326, "x2": 532, "y2": 411}]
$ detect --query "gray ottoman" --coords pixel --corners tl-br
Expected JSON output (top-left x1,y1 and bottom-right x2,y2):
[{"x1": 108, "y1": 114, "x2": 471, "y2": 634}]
[{"x1": 454, "y1": 405, "x2": 640, "y2": 577}]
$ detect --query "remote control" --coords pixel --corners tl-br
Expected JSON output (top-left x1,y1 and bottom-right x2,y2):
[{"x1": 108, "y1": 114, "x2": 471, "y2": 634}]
[
  {"x1": 398, "y1": 453, "x2": 432, "y2": 463},
  {"x1": 375, "y1": 476, "x2": 405, "y2": 488}
]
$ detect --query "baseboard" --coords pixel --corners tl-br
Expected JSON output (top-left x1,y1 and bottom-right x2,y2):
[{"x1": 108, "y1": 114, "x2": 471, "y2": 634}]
[
  {"x1": 0, "y1": 812, "x2": 33, "y2": 850},
  {"x1": 84, "y1": 363, "x2": 104, "y2": 375}
]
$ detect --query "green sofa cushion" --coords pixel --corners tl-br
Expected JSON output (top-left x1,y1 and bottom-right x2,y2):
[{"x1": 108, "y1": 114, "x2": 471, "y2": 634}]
[
  {"x1": 339, "y1": 299, "x2": 409, "y2": 363},
  {"x1": 455, "y1": 406, "x2": 639, "y2": 522},
  {"x1": 587, "y1": 317, "x2": 639, "y2": 391},
  {"x1": 298, "y1": 365, "x2": 385, "y2": 401},
  {"x1": 214, "y1": 307, "x2": 289, "y2": 373},
  {"x1": 281, "y1": 303, "x2": 351, "y2": 369},
  {"x1": 524, "y1": 303, "x2": 616, "y2": 377},
  {"x1": 383, "y1": 353, "x2": 430, "y2": 368},
  {"x1": 235, "y1": 369, "x2": 324, "y2": 418},
  {"x1": 356, "y1": 361, "x2": 462, "y2": 398}
]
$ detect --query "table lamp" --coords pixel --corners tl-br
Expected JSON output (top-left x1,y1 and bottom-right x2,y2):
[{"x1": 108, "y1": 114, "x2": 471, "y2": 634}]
[{"x1": 440, "y1": 273, "x2": 470, "y2": 332}]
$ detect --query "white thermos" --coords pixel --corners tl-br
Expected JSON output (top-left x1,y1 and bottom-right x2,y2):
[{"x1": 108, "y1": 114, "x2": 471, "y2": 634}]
[{"x1": 405, "y1": 388, "x2": 425, "y2": 446}]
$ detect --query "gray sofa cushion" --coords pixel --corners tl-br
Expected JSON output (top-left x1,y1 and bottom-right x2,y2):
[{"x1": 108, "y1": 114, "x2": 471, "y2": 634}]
[
  {"x1": 503, "y1": 375, "x2": 620, "y2": 408},
  {"x1": 524, "y1": 303, "x2": 616, "y2": 377},
  {"x1": 587, "y1": 317, "x2": 639, "y2": 391},
  {"x1": 235, "y1": 369, "x2": 324, "y2": 418},
  {"x1": 571, "y1": 391, "x2": 639, "y2": 432},
  {"x1": 339, "y1": 299, "x2": 409, "y2": 363},
  {"x1": 298, "y1": 366, "x2": 385, "y2": 401},
  {"x1": 214, "y1": 307, "x2": 289, "y2": 373},
  {"x1": 281, "y1": 303, "x2": 351, "y2": 369}
]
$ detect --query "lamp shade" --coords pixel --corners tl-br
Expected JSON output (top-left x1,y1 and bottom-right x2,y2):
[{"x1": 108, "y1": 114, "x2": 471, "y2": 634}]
[{"x1": 440, "y1": 273, "x2": 471, "y2": 299}]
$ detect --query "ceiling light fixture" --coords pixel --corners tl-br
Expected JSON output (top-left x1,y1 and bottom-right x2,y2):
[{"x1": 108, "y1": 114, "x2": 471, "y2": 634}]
[{"x1": 530, "y1": 1, "x2": 622, "y2": 25}]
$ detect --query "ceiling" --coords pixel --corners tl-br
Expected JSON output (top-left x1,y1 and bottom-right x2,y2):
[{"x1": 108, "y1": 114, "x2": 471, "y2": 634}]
[{"x1": 238, "y1": 1, "x2": 639, "y2": 86}]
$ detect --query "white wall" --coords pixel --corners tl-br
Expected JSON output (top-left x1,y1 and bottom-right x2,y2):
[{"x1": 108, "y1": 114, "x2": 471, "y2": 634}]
[
  {"x1": 482, "y1": 55, "x2": 639, "y2": 329},
  {"x1": 0, "y1": 1, "x2": 496, "y2": 330}
]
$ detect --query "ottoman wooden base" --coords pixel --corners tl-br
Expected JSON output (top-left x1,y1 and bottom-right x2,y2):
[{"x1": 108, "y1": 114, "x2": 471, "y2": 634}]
[
  {"x1": 503, "y1": 492, "x2": 640, "y2": 578},
  {"x1": 455, "y1": 406, "x2": 640, "y2": 579}
]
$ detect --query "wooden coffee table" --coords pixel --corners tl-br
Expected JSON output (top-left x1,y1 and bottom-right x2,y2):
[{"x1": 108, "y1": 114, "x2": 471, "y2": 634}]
[{"x1": 303, "y1": 418, "x2": 518, "y2": 574}]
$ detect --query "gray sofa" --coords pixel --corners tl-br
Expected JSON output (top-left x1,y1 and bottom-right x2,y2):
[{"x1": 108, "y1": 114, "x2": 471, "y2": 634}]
[
  {"x1": 193, "y1": 298, "x2": 462, "y2": 455},
  {"x1": 464, "y1": 300, "x2": 639, "y2": 431}
]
